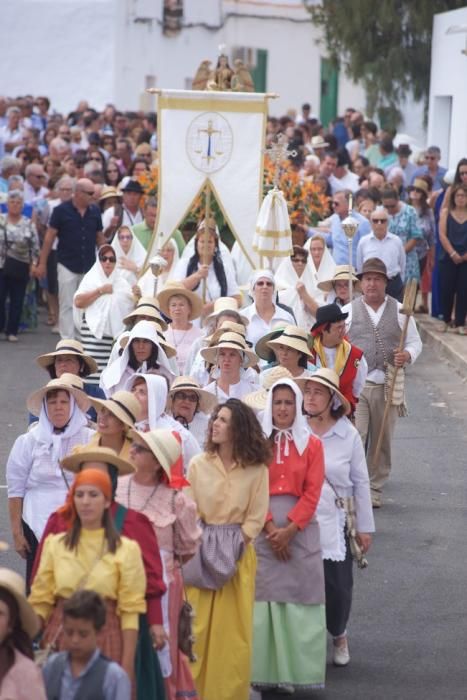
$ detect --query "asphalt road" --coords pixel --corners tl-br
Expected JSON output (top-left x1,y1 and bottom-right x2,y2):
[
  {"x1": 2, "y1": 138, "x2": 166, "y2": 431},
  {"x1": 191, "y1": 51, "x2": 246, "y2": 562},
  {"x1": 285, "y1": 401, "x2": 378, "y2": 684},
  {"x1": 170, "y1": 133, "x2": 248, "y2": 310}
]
[{"x1": 1, "y1": 310, "x2": 466, "y2": 700}]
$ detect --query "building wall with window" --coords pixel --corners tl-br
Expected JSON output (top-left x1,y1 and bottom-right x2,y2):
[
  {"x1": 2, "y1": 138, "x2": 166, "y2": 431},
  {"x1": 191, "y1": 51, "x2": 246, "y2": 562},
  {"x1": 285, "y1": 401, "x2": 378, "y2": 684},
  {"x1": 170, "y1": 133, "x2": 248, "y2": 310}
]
[{"x1": 427, "y1": 6, "x2": 467, "y2": 169}]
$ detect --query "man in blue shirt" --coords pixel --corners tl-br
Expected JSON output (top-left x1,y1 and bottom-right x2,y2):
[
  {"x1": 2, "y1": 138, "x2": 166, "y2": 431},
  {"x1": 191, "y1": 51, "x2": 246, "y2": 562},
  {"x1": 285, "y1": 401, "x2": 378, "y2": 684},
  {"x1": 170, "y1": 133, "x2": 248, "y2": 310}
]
[
  {"x1": 325, "y1": 190, "x2": 371, "y2": 268},
  {"x1": 35, "y1": 178, "x2": 104, "y2": 339},
  {"x1": 411, "y1": 145, "x2": 447, "y2": 191}
]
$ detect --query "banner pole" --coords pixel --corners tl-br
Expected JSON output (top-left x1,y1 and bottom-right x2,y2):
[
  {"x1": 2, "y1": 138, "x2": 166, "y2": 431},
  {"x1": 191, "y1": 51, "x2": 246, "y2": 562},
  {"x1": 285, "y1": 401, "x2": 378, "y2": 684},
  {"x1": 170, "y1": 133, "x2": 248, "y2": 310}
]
[{"x1": 202, "y1": 182, "x2": 212, "y2": 303}]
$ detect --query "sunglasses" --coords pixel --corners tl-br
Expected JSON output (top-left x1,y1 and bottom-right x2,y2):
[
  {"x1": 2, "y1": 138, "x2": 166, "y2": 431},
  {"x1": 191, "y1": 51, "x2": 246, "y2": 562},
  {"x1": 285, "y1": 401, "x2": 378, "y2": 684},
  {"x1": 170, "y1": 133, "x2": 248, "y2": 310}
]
[
  {"x1": 131, "y1": 443, "x2": 152, "y2": 454},
  {"x1": 256, "y1": 281, "x2": 273, "y2": 287},
  {"x1": 99, "y1": 255, "x2": 116, "y2": 263},
  {"x1": 372, "y1": 218, "x2": 388, "y2": 224},
  {"x1": 291, "y1": 257, "x2": 307, "y2": 263},
  {"x1": 174, "y1": 391, "x2": 199, "y2": 403}
]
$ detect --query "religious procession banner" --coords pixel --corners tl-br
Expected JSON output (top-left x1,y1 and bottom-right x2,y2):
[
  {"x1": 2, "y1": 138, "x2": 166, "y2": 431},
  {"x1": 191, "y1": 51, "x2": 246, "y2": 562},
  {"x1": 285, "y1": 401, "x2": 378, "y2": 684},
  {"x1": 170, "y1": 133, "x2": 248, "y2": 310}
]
[{"x1": 146, "y1": 89, "x2": 269, "y2": 268}]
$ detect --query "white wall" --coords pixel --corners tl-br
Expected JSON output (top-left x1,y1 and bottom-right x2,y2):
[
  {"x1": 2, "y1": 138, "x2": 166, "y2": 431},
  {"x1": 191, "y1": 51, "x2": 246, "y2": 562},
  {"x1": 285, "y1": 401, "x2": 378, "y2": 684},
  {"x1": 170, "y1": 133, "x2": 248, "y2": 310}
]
[
  {"x1": 0, "y1": 0, "x2": 115, "y2": 114},
  {"x1": 428, "y1": 6, "x2": 467, "y2": 168}
]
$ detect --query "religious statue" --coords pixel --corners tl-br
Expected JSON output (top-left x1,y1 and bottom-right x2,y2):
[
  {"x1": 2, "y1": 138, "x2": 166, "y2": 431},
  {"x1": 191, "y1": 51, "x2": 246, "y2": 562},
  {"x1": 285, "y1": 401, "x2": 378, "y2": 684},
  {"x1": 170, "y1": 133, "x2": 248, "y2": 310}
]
[{"x1": 192, "y1": 50, "x2": 255, "y2": 92}]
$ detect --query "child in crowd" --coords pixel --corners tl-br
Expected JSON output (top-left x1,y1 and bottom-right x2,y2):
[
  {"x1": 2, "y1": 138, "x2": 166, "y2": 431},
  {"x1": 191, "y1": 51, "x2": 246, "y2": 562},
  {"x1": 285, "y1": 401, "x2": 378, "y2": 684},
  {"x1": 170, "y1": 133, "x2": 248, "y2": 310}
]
[{"x1": 42, "y1": 590, "x2": 131, "y2": 700}]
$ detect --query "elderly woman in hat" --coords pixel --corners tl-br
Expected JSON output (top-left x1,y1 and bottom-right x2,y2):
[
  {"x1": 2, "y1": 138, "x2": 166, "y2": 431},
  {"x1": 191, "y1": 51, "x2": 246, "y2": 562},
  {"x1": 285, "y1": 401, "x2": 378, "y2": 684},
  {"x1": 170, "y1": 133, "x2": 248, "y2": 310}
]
[
  {"x1": 297, "y1": 368, "x2": 374, "y2": 667},
  {"x1": 166, "y1": 376, "x2": 217, "y2": 446},
  {"x1": 201, "y1": 331, "x2": 259, "y2": 401},
  {"x1": 73, "y1": 244, "x2": 134, "y2": 383},
  {"x1": 243, "y1": 269, "x2": 295, "y2": 348},
  {"x1": 117, "y1": 429, "x2": 201, "y2": 700},
  {"x1": 0, "y1": 568, "x2": 46, "y2": 699},
  {"x1": 112, "y1": 225, "x2": 147, "y2": 285},
  {"x1": 317, "y1": 264, "x2": 361, "y2": 307},
  {"x1": 87, "y1": 390, "x2": 142, "y2": 460},
  {"x1": 128, "y1": 374, "x2": 201, "y2": 470},
  {"x1": 256, "y1": 324, "x2": 313, "y2": 378},
  {"x1": 251, "y1": 377, "x2": 326, "y2": 693},
  {"x1": 6, "y1": 375, "x2": 93, "y2": 586},
  {"x1": 157, "y1": 282, "x2": 204, "y2": 375},
  {"x1": 172, "y1": 218, "x2": 241, "y2": 316},
  {"x1": 183, "y1": 398, "x2": 270, "y2": 700},
  {"x1": 29, "y1": 468, "x2": 147, "y2": 686},
  {"x1": 101, "y1": 319, "x2": 174, "y2": 396}
]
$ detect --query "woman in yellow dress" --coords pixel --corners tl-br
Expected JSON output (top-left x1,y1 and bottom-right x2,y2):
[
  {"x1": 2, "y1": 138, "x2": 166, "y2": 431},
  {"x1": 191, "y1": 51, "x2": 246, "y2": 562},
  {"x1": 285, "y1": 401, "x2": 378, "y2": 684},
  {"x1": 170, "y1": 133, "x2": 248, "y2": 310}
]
[
  {"x1": 29, "y1": 468, "x2": 147, "y2": 685},
  {"x1": 183, "y1": 397, "x2": 271, "y2": 700}
]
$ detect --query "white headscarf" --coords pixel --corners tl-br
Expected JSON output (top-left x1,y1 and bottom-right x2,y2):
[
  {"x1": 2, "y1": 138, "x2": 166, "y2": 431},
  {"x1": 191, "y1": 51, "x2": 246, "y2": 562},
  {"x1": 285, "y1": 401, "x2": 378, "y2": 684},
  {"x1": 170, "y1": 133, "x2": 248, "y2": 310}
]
[
  {"x1": 100, "y1": 320, "x2": 174, "y2": 394},
  {"x1": 33, "y1": 393, "x2": 89, "y2": 466},
  {"x1": 261, "y1": 377, "x2": 309, "y2": 463},
  {"x1": 275, "y1": 251, "x2": 322, "y2": 327},
  {"x1": 304, "y1": 233, "x2": 336, "y2": 289},
  {"x1": 249, "y1": 268, "x2": 276, "y2": 298},
  {"x1": 137, "y1": 238, "x2": 180, "y2": 297},
  {"x1": 126, "y1": 373, "x2": 168, "y2": 429},
  {"x1": 112, "y1": 227, "x2": 147, "y2": 284},
  {"x1": 73, "y1": 245, "x2": 134, "y2": 339}
]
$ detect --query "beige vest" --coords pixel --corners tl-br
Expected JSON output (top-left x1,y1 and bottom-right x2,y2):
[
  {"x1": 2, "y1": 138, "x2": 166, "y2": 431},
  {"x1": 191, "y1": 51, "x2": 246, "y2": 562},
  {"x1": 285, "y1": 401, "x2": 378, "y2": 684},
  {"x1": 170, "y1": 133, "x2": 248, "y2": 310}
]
[{"x1": 348, "y1": 296, "x2": 400, "y2": 372}]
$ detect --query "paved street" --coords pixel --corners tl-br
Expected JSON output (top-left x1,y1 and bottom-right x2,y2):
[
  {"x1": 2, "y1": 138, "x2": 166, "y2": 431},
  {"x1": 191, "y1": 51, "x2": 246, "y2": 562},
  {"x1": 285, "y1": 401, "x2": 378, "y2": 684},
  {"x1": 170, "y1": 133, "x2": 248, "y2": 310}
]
[{"x1": 1, "y1": 311, "x2": 466, "y2": 699}]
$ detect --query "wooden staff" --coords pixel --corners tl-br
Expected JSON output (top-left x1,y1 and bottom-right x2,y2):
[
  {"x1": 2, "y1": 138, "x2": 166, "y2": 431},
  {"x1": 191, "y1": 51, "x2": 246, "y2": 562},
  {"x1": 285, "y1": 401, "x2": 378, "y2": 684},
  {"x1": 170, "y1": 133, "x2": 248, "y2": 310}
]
[
  {"x1": 373, "y1": 279, "x2": 418, "y2": 464},
  {"x1": 202, "y1": 183, "x2": 212, "y2": 302}
]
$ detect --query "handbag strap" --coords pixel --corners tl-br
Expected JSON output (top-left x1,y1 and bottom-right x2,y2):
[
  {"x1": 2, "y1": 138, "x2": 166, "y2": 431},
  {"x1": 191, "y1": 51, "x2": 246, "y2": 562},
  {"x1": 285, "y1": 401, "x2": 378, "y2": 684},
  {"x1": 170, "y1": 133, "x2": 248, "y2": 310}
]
[{"x1": 324, "y1": 476, "x2": 345, "y2": 509}]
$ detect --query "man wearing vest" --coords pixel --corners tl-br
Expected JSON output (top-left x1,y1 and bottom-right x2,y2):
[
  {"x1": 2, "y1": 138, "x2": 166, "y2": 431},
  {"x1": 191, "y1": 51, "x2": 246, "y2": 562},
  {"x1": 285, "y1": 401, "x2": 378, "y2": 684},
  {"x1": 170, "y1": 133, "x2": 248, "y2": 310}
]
[
  {"x1": 344, "y1": 258, "x2": 422, "y2": 507},
  {"x1": 310, "y1": 303, "x2": 367, "y2": 415}
]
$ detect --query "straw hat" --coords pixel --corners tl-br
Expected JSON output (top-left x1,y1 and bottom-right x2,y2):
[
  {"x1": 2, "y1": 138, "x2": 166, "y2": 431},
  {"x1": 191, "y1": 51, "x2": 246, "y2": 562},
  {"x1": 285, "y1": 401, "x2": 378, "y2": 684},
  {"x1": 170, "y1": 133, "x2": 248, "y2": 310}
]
[
  {"x1": 89, "y1": 390, "x2": 142, "y2": 429},
  {"x1": 207, "y1": 320, "x2": 247, "y2": 345},
  {"x1": 157, "y1": 282, "x2": 203, "y2": 321},
  {"x1": 201, "y1": 331, "x2": 258, "y2": 369},
  {"x1": 167, "y1": 376, "x2": 217, "y2": 414},
  {"x1": 294, "y1": 368, "x2": 351, "y2": 416},
  {"x1": 99, "y1": 186, "x2": 122, "y2": 203},
  {"x1": 317, "y1": 265, "x2": 361, "y2": 293},
  {"x1": 36, "y1": 339, "x2": 98, "y2": 376},
  {"x1": 410, "y1": 177, "x2": 430, "y2": 194},
  {"x1": 203, "y1": 297, "x2": 249, "y2": 327},
  {"x1": 243, "y1": 366, "x2": 293, "y2": 410},
  {"x1": 27, "y1": 374, "x2": 91, "y2": 415},
  {"x1": 123, "y1": 297, "x2": 169, "y2": 330},
  {"x1": 255, "y1": 324, "x2": 288, "y2": 361},
  {"x1": 311, "y1": 135, "x2": 330, "y2": 150},
  {"x1": 61, "y1": 445, "x2": 135, "y2": 476},
  {"x1": 0, "y1": 568, "x2": 40, "y2": 638},
  {"x1": 129, "y1": 429, "x2": 181, "y2": 478},
  {"x1": 267, "y1": 325, "x2": 313, "y2": 358}
]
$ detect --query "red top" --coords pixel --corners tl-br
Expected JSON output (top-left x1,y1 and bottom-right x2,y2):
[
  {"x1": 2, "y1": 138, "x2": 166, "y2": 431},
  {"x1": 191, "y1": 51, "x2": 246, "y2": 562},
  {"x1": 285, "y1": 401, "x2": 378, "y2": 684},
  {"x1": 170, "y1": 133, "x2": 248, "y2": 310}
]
[
  {"x1": 266, "y1": 435, "x2": 324, "y2": 530},
  {"x1": 339, "y1": 344, "x2": 364, "y2": 411},
  {"x1": 31, "y1": 501, "x2": 166, "y2": 625}
]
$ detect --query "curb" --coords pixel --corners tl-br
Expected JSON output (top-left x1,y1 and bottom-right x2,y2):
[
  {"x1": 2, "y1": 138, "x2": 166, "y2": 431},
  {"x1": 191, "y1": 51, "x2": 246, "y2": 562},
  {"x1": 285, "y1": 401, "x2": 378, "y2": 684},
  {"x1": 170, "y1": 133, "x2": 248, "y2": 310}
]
[{"x1": 416, "y1": 318, "x2": 467, "y2": 379}]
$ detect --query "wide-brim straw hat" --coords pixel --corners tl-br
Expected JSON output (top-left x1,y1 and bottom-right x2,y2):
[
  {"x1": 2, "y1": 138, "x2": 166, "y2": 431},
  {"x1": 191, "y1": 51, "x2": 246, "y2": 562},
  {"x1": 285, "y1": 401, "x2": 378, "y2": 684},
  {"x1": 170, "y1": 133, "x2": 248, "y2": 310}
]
[
  {"x1": 357, "y1": 257, "x2": 388, "y2": 280},
  {"x1": 36, "y1": 339, "x2": 98, "y2": 376},
  {"x1": 311, "y1": 135, "x2": 330, "y2": 149},
  {"x1": 119, "y1": 326, "x2": 176, "y2": 359},
  {"x1": 89, "y1": 390, "x2": 142, "y2": 429},
  {"x1": 207, "y1": 320, "x2": 247, "y2": 345},
  {"x1": 129, "y1": 428, "x2": 181, "y2": 478},
  {"x1": 157, "y1": 282, "x2": 203, "y2": 321},
  {"x1": 318, "y1": 265, "x2": 361, "y2": 293},
  {"x1": 27, "y1": 374, "x2": 91, "y2": 415},
  {"x1": 99, "y1": 186, "x2": 122, "y2": 202},
  {"x1": 267, "y1": 325, "x2": 313, "y2": 358},
  {"x1": 201, "y1": 331, "x2": 258, "y2": 369},
  {"x1": 409, "y1": 177, "x2": 430, "y2": 194},
  {"x1": 243, "y1": 366, "x2": 293, "y2": 410},
  {"x1": 167, "y1": 376, "x2": 217, "y2": 414},
  {"x1": 294, "y1": 368, "x2": 351, "y2": 416},
  {"x1": 61, "y1": 445, "x2": 135, "y2": 476},
  {"x1": 0, "y1": 568, "x2": 41, "y2": 638},
  {"x1": 255, "y1": 325, "x2": 288, "y2": 361},
  {"x1": 203, "y1": 296, "x2": 249, "y2": 327},
  {"x1": 123, "y1": 297, "x2": 169, "y2": 330}
]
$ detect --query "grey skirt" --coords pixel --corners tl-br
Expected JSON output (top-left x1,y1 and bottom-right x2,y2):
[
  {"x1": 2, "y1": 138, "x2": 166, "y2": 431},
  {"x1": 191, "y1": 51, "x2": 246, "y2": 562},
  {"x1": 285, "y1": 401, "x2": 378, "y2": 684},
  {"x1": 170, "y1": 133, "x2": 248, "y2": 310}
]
[
  {"x1": 255, "y1": 494, "x2": 325, "y2": 606},
  {"x1": 182, "y1": 522, "x2": 245, "y2": 591}
]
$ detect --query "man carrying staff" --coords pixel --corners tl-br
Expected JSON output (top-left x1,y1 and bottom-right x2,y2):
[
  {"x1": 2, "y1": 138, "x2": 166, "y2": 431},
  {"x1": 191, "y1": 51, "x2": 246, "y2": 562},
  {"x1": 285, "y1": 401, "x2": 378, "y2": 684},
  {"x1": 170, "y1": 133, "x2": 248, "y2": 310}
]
[
  {"x1": 343, "y1": 258, "x2": 422, "y2": 508},
  {"x1": 309, "y1": 303, "x2": 367, "y2": 416}
]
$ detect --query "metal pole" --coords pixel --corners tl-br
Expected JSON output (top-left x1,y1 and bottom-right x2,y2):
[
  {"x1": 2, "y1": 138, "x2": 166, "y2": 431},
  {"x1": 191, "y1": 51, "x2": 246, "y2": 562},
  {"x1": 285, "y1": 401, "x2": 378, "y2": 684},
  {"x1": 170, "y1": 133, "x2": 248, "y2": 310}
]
[{"x1": 202, "y1": 182, "x2": 212, "y2": 303}]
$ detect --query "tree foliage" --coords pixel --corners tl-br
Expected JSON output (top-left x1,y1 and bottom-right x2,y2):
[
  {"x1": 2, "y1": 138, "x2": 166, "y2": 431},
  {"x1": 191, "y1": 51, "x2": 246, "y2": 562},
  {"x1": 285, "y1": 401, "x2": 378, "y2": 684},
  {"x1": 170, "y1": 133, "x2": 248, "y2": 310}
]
[{"x1": 307, "y1": 0, "x2": 466, "y2": 128}]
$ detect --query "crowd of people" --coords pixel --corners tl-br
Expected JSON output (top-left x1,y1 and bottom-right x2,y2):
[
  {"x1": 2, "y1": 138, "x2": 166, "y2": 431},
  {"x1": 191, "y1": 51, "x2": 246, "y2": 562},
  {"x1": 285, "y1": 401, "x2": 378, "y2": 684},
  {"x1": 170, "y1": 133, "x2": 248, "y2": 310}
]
[{"x1": 4, "y1": 91, "x2": 464, "y2": 700}]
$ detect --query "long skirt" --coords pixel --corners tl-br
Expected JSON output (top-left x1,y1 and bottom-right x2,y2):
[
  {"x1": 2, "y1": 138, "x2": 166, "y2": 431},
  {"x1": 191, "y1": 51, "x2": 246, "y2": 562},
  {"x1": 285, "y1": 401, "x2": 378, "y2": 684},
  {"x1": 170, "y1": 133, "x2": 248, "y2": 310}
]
[
  {"x1": 165, "y1": 567, "x2": 198, "y2": 700},
  {"x1": 186, "y1": 544, "x2": 256, "y2": 700},
  {"x1": 252, "y1": 494, "x2": 326, "y2": 691}
]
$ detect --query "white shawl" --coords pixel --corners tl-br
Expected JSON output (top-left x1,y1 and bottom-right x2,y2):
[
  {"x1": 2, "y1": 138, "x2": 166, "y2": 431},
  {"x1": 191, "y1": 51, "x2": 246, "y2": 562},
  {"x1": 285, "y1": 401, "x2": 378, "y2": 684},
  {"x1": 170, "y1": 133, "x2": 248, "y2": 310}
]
[
  {"x1": 261, "y1": 377, "x2": 309, "y2": 462},
  {"x1": 100, "y1": 320, "x2": 174, "y2": 395},
  {"x1": 304, "y1": 233, "x2": 336, "y2": 290},
  {"x1": 137, "y1": 239, "x2": 180, "y2": 297},
  {"x1": 34, "y1": 395, "x2": 89, "y2": 466},
  {"x1": 113, "y1": 230, "x2": 147, "y2": 284},
  {"x1": 275, "y1": 255, "x2": 322, "y2": 328},
  {"x1": 73, "y1": 247, "x2": 134, "y2": 340}
]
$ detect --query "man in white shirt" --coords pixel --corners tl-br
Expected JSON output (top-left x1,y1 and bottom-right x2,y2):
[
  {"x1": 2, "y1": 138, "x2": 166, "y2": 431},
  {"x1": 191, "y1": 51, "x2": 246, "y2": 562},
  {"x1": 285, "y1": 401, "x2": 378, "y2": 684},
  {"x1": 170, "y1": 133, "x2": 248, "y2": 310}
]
[
  {"x1": 0, "y1": 107, "x2": 25, "y2": 158},
  {"x1": 329, "y1": 149, "x2": 360, "y2": 194},
  {"x1": 344, "y1": 258, "x2": 422, "y2": 507},
  {"x1": 23, "y1": 163, "x2": 49, "y2": 205},
  {"x1": 356, "y1": 207, "x2": 406, "y2": 301},
  {"x1": 243, "y1": 269, "x2": 295, "y2": 348}
]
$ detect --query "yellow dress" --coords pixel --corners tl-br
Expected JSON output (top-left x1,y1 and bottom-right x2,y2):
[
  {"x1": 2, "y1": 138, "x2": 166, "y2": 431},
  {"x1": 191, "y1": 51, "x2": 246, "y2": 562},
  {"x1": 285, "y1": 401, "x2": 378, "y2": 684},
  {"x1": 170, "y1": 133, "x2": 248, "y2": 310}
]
[
  {"x1": 29, "y1": 528, "x2": 146, "y2": 630},
  {"x1": 184, "y1": 452, "x2": 269, "y2": 700}
]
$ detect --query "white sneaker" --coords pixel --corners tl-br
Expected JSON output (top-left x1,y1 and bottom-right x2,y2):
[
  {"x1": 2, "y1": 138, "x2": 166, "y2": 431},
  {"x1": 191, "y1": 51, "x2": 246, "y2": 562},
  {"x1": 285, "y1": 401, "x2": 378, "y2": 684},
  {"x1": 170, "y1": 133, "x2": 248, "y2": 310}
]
[{"x1": 333, "y1": 638, "x2": 350, "y2": 666}]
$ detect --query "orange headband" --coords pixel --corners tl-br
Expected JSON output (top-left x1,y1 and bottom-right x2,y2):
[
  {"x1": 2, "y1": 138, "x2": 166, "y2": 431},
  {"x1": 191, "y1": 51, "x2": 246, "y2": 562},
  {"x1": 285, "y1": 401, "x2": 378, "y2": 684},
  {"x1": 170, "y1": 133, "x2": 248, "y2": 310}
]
[{"x1": 58, "y1": 468, "x2": 112, "y2": 525}]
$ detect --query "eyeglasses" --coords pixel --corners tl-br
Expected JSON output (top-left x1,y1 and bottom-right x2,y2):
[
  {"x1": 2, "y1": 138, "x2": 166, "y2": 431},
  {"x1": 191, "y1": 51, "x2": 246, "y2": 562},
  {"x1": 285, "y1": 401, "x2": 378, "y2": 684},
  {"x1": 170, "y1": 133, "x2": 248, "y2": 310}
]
[
  {"x1": 291, "y1": 257, "x2": 306, "y2": 263},
  {"x1": 99, "y1": 255, "x2": 116, "y2": 263},
  {"x1": 255, "y1": 281, "x2": 273, "y2": 287},
  {"x1": 131, "y1": 443, "x2": 152, "y2": 454},
  {"x1": 174, "y1": 391, "x2": 199, "y2": 403},
  {"x1": 425, "y1": 155, "x2": 437, "y2": 161},
  {"x1": 372, "y1": 218, "x2": 388, "y2": 224}
]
